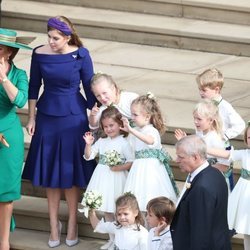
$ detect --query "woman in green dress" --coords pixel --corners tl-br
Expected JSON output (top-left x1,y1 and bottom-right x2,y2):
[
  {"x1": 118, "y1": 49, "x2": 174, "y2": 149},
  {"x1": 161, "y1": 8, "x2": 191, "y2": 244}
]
[{"x1": 0, "y1": 28, "x2": 34, "y2": 250}]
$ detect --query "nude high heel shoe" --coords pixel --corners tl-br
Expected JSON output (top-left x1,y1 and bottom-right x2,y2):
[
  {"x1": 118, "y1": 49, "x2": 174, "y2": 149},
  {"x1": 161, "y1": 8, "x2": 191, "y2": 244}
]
[
  {"x1": 48, "y1": 221, "x2": 62, "y2": 248},
  {"x1": 65, "y1": 226, "x2": 79, "y2": 247}
]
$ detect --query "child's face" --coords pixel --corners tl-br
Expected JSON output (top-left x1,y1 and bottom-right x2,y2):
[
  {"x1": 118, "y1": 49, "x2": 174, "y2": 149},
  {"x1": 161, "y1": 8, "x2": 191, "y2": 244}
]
[
  {"x1": 199, "y1": 86, "x2": 220, "y2": 99},
  {"x1": 131, "y1": 104, "x2": 150, "y2": 128},
  {"x1": 92, "y1": 80, "x2": 116, "y2": 106},
  {"x1": 101, "y1": 117, "x2": 120, "y2": 139},
  {"x1": 193, "y1": 112, "x2": 212, "y2": 134},
  {"x1": 116, "y1": 206, "x2": 138, "y2": 226},
  {"x1": 146, "y1": 209, "x2": 161, "y2": 228}
]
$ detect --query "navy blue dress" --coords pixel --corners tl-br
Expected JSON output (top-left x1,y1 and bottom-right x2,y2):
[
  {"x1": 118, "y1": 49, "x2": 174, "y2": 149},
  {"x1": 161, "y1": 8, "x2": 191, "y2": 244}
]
[{"x1": 23, "y1": 46, "x2": 97, "y2": 188}]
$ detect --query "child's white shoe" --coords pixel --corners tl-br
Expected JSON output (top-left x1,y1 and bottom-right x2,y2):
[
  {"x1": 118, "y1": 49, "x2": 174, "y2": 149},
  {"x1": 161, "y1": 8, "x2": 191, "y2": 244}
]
[{"x1": 100, "y1": 240, "x2": 114, "y2": 249}]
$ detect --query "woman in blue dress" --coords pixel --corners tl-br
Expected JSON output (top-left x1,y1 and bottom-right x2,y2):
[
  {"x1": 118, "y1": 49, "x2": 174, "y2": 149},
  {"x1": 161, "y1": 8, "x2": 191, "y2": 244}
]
[{"x1": 22, "y1": 16, "x2": 97, "y2": 248}]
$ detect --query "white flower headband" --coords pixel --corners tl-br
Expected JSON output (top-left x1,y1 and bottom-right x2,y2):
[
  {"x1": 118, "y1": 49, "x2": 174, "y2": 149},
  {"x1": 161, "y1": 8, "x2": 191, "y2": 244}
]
[{"x1": 147, "y1": 91, "x2": 155, "y2": 99}]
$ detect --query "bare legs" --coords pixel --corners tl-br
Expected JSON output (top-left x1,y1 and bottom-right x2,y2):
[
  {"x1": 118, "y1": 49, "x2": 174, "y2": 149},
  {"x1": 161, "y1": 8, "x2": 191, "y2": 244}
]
[
  {"x1": 46, "y1": 186, "x2": 79, "y2": 242},
  {"x1": 65, "y1": 186, "x2": 79, "y2": 240},
  {"x1": 0, "y1": 202, "x2": 13, "y2": 250},
  {"x1": 46, "y1": 188, "x2": 61, "y2": 241}
]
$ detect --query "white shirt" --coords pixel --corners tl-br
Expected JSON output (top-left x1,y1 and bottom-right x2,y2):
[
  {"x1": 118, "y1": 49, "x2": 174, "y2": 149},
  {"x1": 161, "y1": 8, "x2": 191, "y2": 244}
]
[
  {"x1": 176, "y1": 161, "x2": 209, "y2": 207},
  {"x1": 215, "y1": 96, "x2": 245, "y2": 139},
  {"x1": 148, "y1": 226, "x2": 173, "y2": 250},
  {"x1": 95, "y1": 219, "x2": 148, "y2": 250},
  {"x1": 197, "y1": 130, "x2": 230, "y2": 166}
]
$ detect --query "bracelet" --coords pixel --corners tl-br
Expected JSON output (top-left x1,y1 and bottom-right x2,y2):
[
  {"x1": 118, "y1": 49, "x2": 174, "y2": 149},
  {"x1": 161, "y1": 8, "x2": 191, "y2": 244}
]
[{"x1": 1, "y1": 77, "x2": 8, "y2": 83}]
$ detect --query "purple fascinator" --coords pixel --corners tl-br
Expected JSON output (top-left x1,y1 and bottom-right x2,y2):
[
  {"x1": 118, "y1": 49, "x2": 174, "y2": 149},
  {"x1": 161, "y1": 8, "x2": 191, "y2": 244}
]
[{"x1": 47, "y1": 17, "x2": 72, "y2": 36}]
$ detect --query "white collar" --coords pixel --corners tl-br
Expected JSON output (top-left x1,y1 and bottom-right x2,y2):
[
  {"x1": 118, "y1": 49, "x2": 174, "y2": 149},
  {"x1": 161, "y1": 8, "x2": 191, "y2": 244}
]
[{"x1": 189, "y1": 161, "x2": 209, "y2": 182}]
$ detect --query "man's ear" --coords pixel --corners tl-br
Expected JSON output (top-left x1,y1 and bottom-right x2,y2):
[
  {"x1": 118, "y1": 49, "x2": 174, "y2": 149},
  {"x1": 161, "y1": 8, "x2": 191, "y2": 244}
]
[
  {"x1": 215, "y1": 86, "x2": 221, "y2": 94},
  {"x1": 192, "y1": 153, "x2": 200, "y2": 162}
]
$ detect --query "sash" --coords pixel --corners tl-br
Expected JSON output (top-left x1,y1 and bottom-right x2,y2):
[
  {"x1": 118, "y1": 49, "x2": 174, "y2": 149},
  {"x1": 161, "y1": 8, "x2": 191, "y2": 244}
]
[
  {"x1": 135, "y1": 149, "x2": 179, "y2": 196},
  {"x1": 241, "y1": 168, "x2": 250, "y2": 180}
]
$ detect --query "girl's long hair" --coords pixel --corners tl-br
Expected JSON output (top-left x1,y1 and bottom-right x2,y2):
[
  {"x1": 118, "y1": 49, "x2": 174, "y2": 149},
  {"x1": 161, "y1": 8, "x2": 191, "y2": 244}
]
[
  {"x1": 132, "y1": 93, "x2": 166, "y2": 134},
  {"x1": 193, "y1": 99, "x2": 223, "y2": 137}
]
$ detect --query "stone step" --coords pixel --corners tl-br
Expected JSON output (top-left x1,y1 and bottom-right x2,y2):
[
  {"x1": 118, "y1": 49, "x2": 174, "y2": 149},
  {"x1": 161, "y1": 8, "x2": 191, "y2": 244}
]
[
  {"x1": 4, "y1": 0, "x2": 250, "y2": 55},
  {"x1": 11, "y1": 31, "x2": 250, "y2": 131},
  {"x1": 12, "y1": 195, "x2": 243, "y2": 250},
  {"x1": 13, "y1": 196, "x2": 108, "y2": 241},
  {"x1": 10, "y1": 228, "x2": 106, "y2": 250},
  {"x1": 23, "y1": 0, "x2": 250, "y2": 26}
]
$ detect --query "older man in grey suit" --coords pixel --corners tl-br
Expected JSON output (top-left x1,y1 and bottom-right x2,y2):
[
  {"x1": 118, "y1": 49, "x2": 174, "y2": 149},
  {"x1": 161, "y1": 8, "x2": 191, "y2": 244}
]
[{"x1": 171, "y1": 135, "x2": 231, "y2": 250}]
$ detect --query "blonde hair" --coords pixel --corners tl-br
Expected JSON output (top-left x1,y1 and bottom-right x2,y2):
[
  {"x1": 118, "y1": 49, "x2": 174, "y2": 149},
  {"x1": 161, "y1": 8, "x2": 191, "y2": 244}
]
[
  {"x1": 193, "y1": 99, "x2": 223, "y2": 136},
  {"x1": 146, "y1": 196, "x2": 175, "y2": 225},
  {"x1": 90, "y1": 72, "x2": 120, "y2": 95},
  {"x1": 47, "y1": 16, "x2": 83, "y2": 47},
  {"x1": 115, "y1": 192, "x2": 144, "y2": 229},
  {"x1": 132, "y1": 93, "x2": 166, "y2": 134},
  {"x1": 196, "y1": 68, "x2": 224, "y2": 90}
]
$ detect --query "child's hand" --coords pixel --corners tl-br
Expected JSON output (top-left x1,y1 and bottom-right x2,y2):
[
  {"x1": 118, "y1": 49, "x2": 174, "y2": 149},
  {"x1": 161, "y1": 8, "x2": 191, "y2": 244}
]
[
  {"x1": 83, "y1": 132, "x2": 95, "y2": 145},
  {"x1": 109, "y1": 166, "x2": 120, "y2": 172},
  {"x1": 120, "y1": 117, "x2": 131, "y2": 132},
  {"x1": 175, "y1": 129, "x2": 187, "y2": 141},
  {"x1": 154, "y1": 221, "x2": 167, "y2": 236},
  {"x1": 90, "y1": 102, "x2": 99, "y2": 117}
]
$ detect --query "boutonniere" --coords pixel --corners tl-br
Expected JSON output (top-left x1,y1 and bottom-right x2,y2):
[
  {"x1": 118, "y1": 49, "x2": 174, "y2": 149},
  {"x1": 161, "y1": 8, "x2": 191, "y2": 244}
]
[{"x1": 186, "y1": 182, "x2": 191, "y2": 189}]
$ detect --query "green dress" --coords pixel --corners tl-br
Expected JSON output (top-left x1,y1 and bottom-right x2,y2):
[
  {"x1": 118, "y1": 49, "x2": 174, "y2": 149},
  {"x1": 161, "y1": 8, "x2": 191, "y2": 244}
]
[{"x1": 0, "y1": 63, "x2": 28, "y2": 203}]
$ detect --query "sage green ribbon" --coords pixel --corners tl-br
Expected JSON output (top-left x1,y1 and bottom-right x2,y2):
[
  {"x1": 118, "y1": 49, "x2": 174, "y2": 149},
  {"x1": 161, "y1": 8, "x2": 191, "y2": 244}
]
[
  {"x1": 223, "y1": 165, "x2": 233, "y2": 179},
  {"x1": 135, "y1": 149, "x2": 179, "y2": 196},
  {"x1": 99, "y1": 154, "x2": 125, "y2": 166},
  {"x1": 241, "y1": 168, "x2": 250, "y2": 180}
]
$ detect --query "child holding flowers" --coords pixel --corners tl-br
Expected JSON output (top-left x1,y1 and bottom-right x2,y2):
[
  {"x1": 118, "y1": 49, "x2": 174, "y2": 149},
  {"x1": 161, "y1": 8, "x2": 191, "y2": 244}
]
[
  {"x1": 89, "y1": 192, "x2": 148, "y2": 250},
  {"x1": 82, "y1": 106, "x2": 133, "y2": 249}
]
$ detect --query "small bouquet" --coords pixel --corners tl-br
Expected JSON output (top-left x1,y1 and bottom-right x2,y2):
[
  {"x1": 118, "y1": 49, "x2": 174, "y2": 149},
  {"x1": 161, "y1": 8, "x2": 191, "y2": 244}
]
[
  {"x1": 105, "y1": 150, "x2": 124, "y2": 167},
  {"x1": 78, "y1": 190, "x2": 102, "y2": 218}
]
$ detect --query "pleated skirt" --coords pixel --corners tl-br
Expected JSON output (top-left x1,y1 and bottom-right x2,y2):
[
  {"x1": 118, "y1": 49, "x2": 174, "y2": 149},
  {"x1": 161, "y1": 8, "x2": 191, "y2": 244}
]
[{"x1": 23, "y1": 111, "x2": 96, "y2": 188}]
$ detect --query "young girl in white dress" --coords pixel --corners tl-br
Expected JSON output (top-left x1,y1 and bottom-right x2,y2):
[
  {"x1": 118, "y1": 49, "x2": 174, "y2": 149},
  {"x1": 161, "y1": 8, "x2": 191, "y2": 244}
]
[
  {"x1": 82, "y1": 107, "x2": 133, "y2": 249},
  {"x1": 146, "y1": 197, "x2": 175, "y2": 250},
  {"x1": 89, "y1": 192, "x2": 148, "y2": 250},
  {"x1": 88, "y1": 73, "x2": 138, "y2": 131},
  {"x1": 175, "y1": 99, "x2": 231, "y2": 192},
  {"x1": 207, "y1": 122, "x2": 250, "y2": 250},
  {"x1": 122, "y1": 93, "x2": 179, "y2": 215}
]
